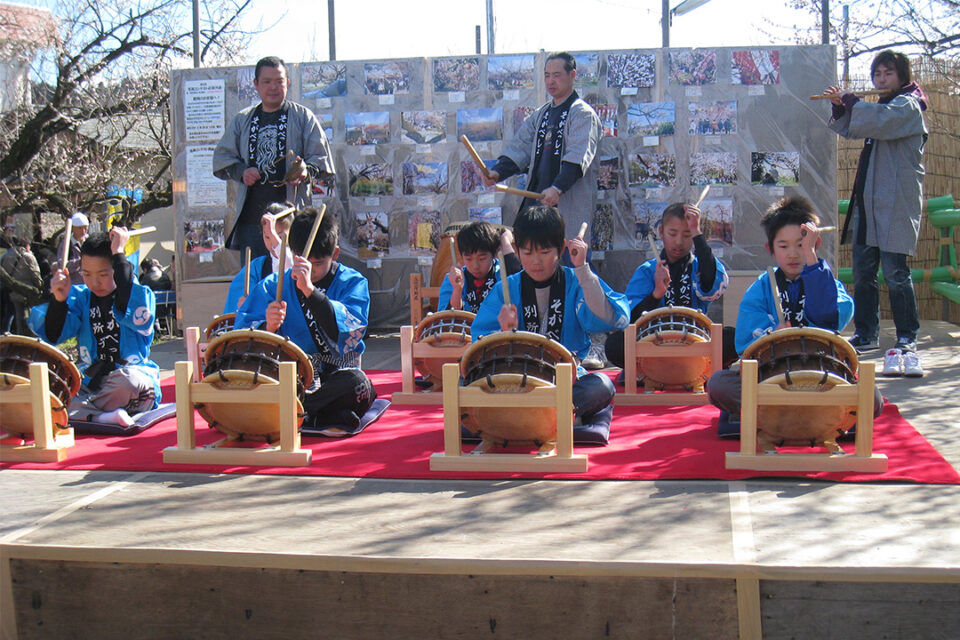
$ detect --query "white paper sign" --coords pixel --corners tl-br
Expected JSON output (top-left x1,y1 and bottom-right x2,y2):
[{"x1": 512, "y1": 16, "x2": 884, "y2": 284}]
[
  {"x1": 593, "y1": 251, "x2": 606, "y2": 260},
  {"x1": 361, "y1": 145, "x2": 376, "y2": 155},
  {"x1": 770, "y1": 187, "x2": 785, "y2": 196},
  {"x1": 642, "y1": 136, "x2": 659, "y2": 147},
  {"x1": 417, "y1": 256, "x2": 433, "y2": 266},
  {"x1": 416, "y1": 144, "x2": 431, "y2": 154},
  {"x1": 448, "y1": 91, "x2": 465, "y2": 103},
  {"x1": 417, "y1": 195, "x2": 433, "y2": 206},
  {"x1": 597, "y1": 190, "x2": 606, "y2": 200},
  {"x1": 503, "y1": 90, "x2": 520, "y2": 101},
  {"x1": 478, "y1": 193, "x2": 495, "y2": 204},
  {"x1": 685, "y1": 86, "x2": 703, "y2": 97},
  {"x1": 185, "y1": 145, "x2": 226, "y2": 207},
  {"x1": 317, "y1": 97, "x2": 332, "y2": 109},
  {"x1": 364, "y1": 197, "x2": 380, "y2": 206},
  {"x1": 748, "y1": 86, "x2": 765, "y2": 96},
  {"x1": 474, "y1": 142, "x2": 488, "y2": 152},
  {"x1": 378, "y1": 94, "x2": 395, "y2": 105},
  {"x1": 620, "y1": 87, "x2": 639, "y2": 96},
  {"x1": 367, "y1": 259, "x2": 382, "y2": 269},
  {"x1": 199, "y1": 252, "x2": 213, "y2": 263},
  {"x1": 646, "y1": 188, "x2": 664, "y2": 198},
  {"x1": 183, "y1": 79, "x2": 225, "y2": 142},
  {"x1": 714, "y1": 247, "x2": 725, "y2": 257}
]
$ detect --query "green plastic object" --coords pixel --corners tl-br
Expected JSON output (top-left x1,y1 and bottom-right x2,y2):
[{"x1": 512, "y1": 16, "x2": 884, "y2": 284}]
[
  {"x1": 837, "y1": 266, "x2": 957, "y2": 285},
  {"x1": 932, "y1": 282, "x2": 960, "y2": 305},
  {"x1": 929, "y1": 210, "x2": 960, "y2": 228},
  {"x1": 838, "y1": 199, "x2": 850, "y2": 215},
  {"x1": 926, "y1": 194, "x2": 955, "y2": 212}
]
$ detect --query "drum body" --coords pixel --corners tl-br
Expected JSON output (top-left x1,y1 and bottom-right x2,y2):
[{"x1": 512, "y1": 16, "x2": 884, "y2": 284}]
[
  {"x1": 743, "y1": 327, "x2": 859, "y2": 448},
  {"x1": 636, "y1": 306, "x2": 713, "y2": 390},
  {"x1": 200, "y1": 329, "x2": 314, "y2": 442},
  {"x1": 413, "y1": 310, "x2": 474, "y2": 389},
  {"x1": 0, "y1": 335, "x2": 81, "y2": 436},
  {"x1": 205, "y1": 313, "x2": 236, "y2": 341},
  {"x1": 459, "y1": 331, "x2": 575, "y2": 446}
]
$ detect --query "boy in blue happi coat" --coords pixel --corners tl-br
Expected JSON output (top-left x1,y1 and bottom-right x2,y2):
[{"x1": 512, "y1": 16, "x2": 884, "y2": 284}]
[
  {"x1": 706, "y1": 196, "x2": 882, "y2": 433},
  {"x1": 29, "y1": 228, "x2": 160, "y2": 426},
  {"x1": 472, "y1": 205, "x2": 630, "y2": 429},
  {"x1": 236, "y1": 207, "x2": 376, "y2": 434},
  {"x1": 437, "y1": 221, "x2": 521, "y2": 313}
]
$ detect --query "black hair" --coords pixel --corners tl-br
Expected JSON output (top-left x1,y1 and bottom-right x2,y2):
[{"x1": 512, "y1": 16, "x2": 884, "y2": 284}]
[
  {"x1": 80, "y1": 232, "x2": 112, "y2": 260},
  {"x1": 545, "y1": 52, "x2": 576, "y2": 73},
  {"x1": 514, "y1": 205, "x2": 565, "y2": 252},
  {"x1": 456, "y1": 221, "x2": 500, "y2": 255},
  {"x1": 658, "y1": 202, "x2": 687, "y2": 228},
  {"x1": 760, "y1": 196, "x2": 820, "y2": 250},
  {"x1": 871, "y1": 50, "x2": 911, "y2": 86},
  {"x1": 289, "y1": 207, "x2": 338, "y2": 259},
  {"x1": 264, "y1": 201, "x2": 295, "y2": 231},
  {"x1": 255, "y1": 56, "x2": 286, "y2": 81}
]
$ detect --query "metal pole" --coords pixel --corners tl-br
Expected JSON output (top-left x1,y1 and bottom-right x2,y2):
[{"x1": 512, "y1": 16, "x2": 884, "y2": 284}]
[
  {"x1": 821, "y1": 0, "x2": 830, "y2": 44},
  {"x1": 842, "y1": 4, "x2": 850, "y2": 84},
  {"x1": 486, "y1": 0, "x2": 495, "y2": 54},
  {"x1": 192, "y1": 0, "x2": 200, "y2": 67},
  {"x1": 475, "y1": 25, "x2": 481, "y2": 55},
  {"x1": 328, "y1": 0, "x2": 336, "y2": 61},
  {"x1": 662, "y1": 0, "x2": 670, "y2": 48}
]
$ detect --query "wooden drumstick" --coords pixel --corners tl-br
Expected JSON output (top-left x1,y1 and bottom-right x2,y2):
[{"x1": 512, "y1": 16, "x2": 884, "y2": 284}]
[
  {"x1": 809, "y1": 89, "x2": 887, "y2": 100},
  {"x1": 570, "y1": 222, "x2": 588, "y2": 260},
  {"x1": 448, "y1": 236, "x2": 457, "y2": 266},
  {"x1": 693, "y1": 185, "x2": 710, "y2": 208},
  {"x1": 243, "y1": 247, "x2": 252, "y2": 298},
  {"x1": 494, "y1": 184, "x2": 544, "y2": 200},
  {"x1": 127, "y1": 226, "x2": 157, "y2": 237},
  {"x1": 646, "y1": 233, "x2": 660, "y2": 260},
  {"x1": 498, "y1": 250, "x2": 511, "y2": 307},
  {"x1": 767, "y1": 266, "x2": 786, "y2": 327},
  {"x1": 301, "y1": 204, "x2": 326, "y2": 258},
  {"x1": 268, "y1": 205, "x2": 296, "y2": 222},
  {"x1": 275, "y1": 231, "x2": 289, "y2": 302},
  {"x1": 460, "y1": 135, "x2": 492, "y2": 179},
  {"x1": 60, "y1": 219, "x2": 73, "y2": 271}
]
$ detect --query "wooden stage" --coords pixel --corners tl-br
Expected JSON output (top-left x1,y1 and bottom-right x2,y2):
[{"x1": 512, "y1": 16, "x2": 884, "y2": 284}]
[{"x1": 2, "y1": 321, "x2": 959, "y2": 639}]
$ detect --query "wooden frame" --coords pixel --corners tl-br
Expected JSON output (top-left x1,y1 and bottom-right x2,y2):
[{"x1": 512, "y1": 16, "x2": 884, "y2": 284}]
[
  {"x1": 617, "y1": 321, "x2": 723, "y2": 406},
  {"x1": 725, "y1": 360, "x2": 888, "y2": 472},
  {"x1": 430, "y1": 362, "x2": 587, "y2": 473},
  {"x1": 184, "y1": 326, "x2": 206, "y2": 383},
  {"x1": 394, "y1": 325, "x2": 472, "y2": 405},
  {"x1": 0, "y1": 362, "x2": 74, "y2": 462},
  {"x1": 162, "y1": 359, "x2": 312, "y2": 467},
  {"x1": 409, "y1": 273, "x2": 440, "y2": 327}
]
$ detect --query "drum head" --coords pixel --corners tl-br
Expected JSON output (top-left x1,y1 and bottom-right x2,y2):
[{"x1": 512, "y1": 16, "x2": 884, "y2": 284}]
[
  {"x1": 197, "y1": 369, "x2": 304, "y2": 442},
  {"x1": 743, "y1": 327, "x2": 858, "y2": 372},
  {"x1": 205, "y1": 329, "x2": 314, "y2": 391},
  {"x1": 413, "y1": 310, "x2": 474, "y2": 388},
  {"x1": 0, "y1": 335, "x2": 81, "y2": 399},
  {"x1": 205, "y1": 313, "x2": 237, "y2": 341},
  {"x1": 637, "y1": 306, "x2": 712, "y2": 344},
  {"x1": 460, "y1": 331, "x2": 575, "y2": 378},
  {"x1": 0, "y1": 372, "x2": 71, "y2": 436}
]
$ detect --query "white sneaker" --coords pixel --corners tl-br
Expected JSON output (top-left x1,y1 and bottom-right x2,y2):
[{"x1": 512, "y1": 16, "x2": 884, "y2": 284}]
[
  {"x1": 882, "y1": 349, "x2": 904, "y2": 377},
  {"x1": 581, "y1": 341, "x2": 606, "y2": 370},
  {"x1": 902, "y1": 350, "x2": 924, "y2": 377}
]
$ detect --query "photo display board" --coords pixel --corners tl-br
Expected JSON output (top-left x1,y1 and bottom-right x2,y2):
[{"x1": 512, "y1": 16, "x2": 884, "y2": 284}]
[{"x1": 170, "y1": 46, "x2": 837, "y2": 328}]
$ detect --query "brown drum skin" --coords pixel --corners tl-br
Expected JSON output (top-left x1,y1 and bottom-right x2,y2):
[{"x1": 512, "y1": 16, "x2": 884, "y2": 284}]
[
  {"x1": 0, "y1": 335, "x2": 81, "y2": 436},
  {"x1": 205, "y1": 313, "x2": 236, "y2": 341},
  {"x1": 199, "y1": 329, "x2": 313, "y2": 442},
  {"x1": 413, "y1": 310, "x2": 474, "y2": 389},
  {"x1": 743, "y1": 327, "x2": 859, "y2": 450},
  {"x1": 635, "y1": 306, "x2": 713, "y2": 390},
  {"x1": 459, "y1": 331, "x2": 575, "y2": 447}
]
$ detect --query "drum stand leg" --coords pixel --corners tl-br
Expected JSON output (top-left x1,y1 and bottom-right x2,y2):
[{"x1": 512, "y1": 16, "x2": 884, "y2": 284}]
[
  {"x1": 0, "y1": 362, "x2": 74, "y2": 463},
  {"x1": 393, "y1": 325, "x2": 472, "y2": 405},
  {"x1": 725, "y1": 360, "x2": 888, "y2": 473},
  {"x1": 163, "y1": 360, "x2": 312, "y2": 467},
  {"x1": 430, "y1": 362, "x2": 587, "y2": 473}
]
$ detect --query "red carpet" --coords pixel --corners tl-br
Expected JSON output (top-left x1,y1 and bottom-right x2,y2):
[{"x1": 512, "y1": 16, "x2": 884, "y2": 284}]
[{"x1": 3, "y1": 371, "x2": 958, "y2": 483}]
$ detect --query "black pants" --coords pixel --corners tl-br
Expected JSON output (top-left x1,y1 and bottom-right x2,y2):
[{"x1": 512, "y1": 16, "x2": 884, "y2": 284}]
[{"x1": 302, "y1": 368, "x2": 377, "y2": 427}]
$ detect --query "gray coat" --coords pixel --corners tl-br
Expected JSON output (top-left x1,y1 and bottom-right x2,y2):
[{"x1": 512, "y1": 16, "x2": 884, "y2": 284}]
[
  {"x1": 501, "y1": 97, "x2": 602, "y2": 229},
  {"x1": 828, "y1": 94, "x2": 927, "y2": 255},
  {"x1": 212, "y1": 101, "x2": 335, "y2": 235}
]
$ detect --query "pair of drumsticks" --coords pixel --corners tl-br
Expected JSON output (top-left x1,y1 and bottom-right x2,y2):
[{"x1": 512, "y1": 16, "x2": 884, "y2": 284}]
[
  {"x1": 59, "y1": 221, "x2": 157, "y2": 271},
  {"x1": 267, "y1": 205, "x2": 326, "y2": 303}
]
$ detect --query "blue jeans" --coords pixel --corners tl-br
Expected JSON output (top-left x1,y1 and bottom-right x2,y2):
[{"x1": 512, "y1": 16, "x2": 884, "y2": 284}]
[{"x1": 852, "y1": 244, "x2": 919, "y2": 344}]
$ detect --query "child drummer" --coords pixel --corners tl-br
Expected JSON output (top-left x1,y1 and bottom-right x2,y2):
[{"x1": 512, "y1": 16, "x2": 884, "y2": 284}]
[
  {"x1": 438, "y1": 221, "x2": 521, "y2": 313},
  {"x1": 472, "y1": 205, "x2": 630, "y2": 433},
  {"x1": 604, "y1": 201, "x2": 731, "y2": 371},
  {"x1": 235, "y1": 207, "x2": 376, "y2": 436},
  {"x1": 706, "y1": 196, "x2": 882, "y2": 432},
  {"x1": 29, "y1": 228, "x2": 161, "y2": 427},
  {"x1": 222, "y1": 202, "x2": 295, "y2": 314}
]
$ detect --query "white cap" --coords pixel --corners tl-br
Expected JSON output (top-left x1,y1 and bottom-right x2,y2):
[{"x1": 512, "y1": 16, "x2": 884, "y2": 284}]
[{"x1": 70, "y1": 212, "x2": 89, "y2": 227}]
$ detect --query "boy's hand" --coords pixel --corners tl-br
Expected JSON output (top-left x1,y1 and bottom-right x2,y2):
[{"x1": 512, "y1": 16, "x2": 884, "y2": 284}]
[
  {"x1": 498, "y1": 304, "x2": 518, "y2": 331},
  {"x1": 824, "y1": 85, "x2": 843, "y2": 107},
  {"x1": 261, "y1": 213, "x2": 280, "y2": 252},
  {"x1": 683, "y1": 204, "x2": 702, "y2": 236},
  {"x1": 652, "y1": 260, "x2": 671, "y2": 298},
  {"x1": 291, "y1": 255, "x2": 314, "y2": 296},
  {"x1": 775, "y1": 321, "x2": 792, "y2": 331},
  {"x1": 567, "y1": 236, "x2": 588, "y2": 268},
  {"x1": 50, "y1": 267, "x2": 70, "y2": 302},
  {"x1": 800, "y1": 222, "x2": 820, "y2": 265},
  {"x1": 236, "y1": 295, "x2": 246, "y2": 309},
  {"x1": 266, "y1": 300, "x2": 286, "y2": 332},
  {"x1": 499, "y1": 228, "x2": 515, "y2": 254},
  {"x1": 481, "y1": 169, "x2": 500, "y2": 187},
  {"x1": 447, "y1": 265, "x2": 464, "y2": 310},
  {"x1": 109, "y1": 226, "x2": 129, "y2": 255}
]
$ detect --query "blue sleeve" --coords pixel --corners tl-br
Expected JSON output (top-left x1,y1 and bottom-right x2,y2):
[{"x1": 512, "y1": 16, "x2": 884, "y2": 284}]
[
  {"x1": 28, "y1": 288, "x2": 84, "y2": 345},
  {"x1": 437, "y1": 273, "x2": 459, "y2": 312},
  {"x1": 119, "y1": 283, "x2": 156, "y2": 341},
  {"x1": 624, "y1": 260, "x2": 657, "y2": 310},
  {"x1": 735, "y1": 275, "x2": 778, "y2": 355},
  {"x1": 234, "y1": 273, "x2": 276, "y2": 330},
  {"x1": 574, "y1": 276, "x2": 630, "y2": 334},
  {"x1": 329, "y1": 269, "x2": 370, "y2": 355},
  {"x1": 692, "y1": 255, "x2": 729, "y2": 308},
  {"x1": 800, "y1": 260, "x2": 853, "y2": 331}
]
